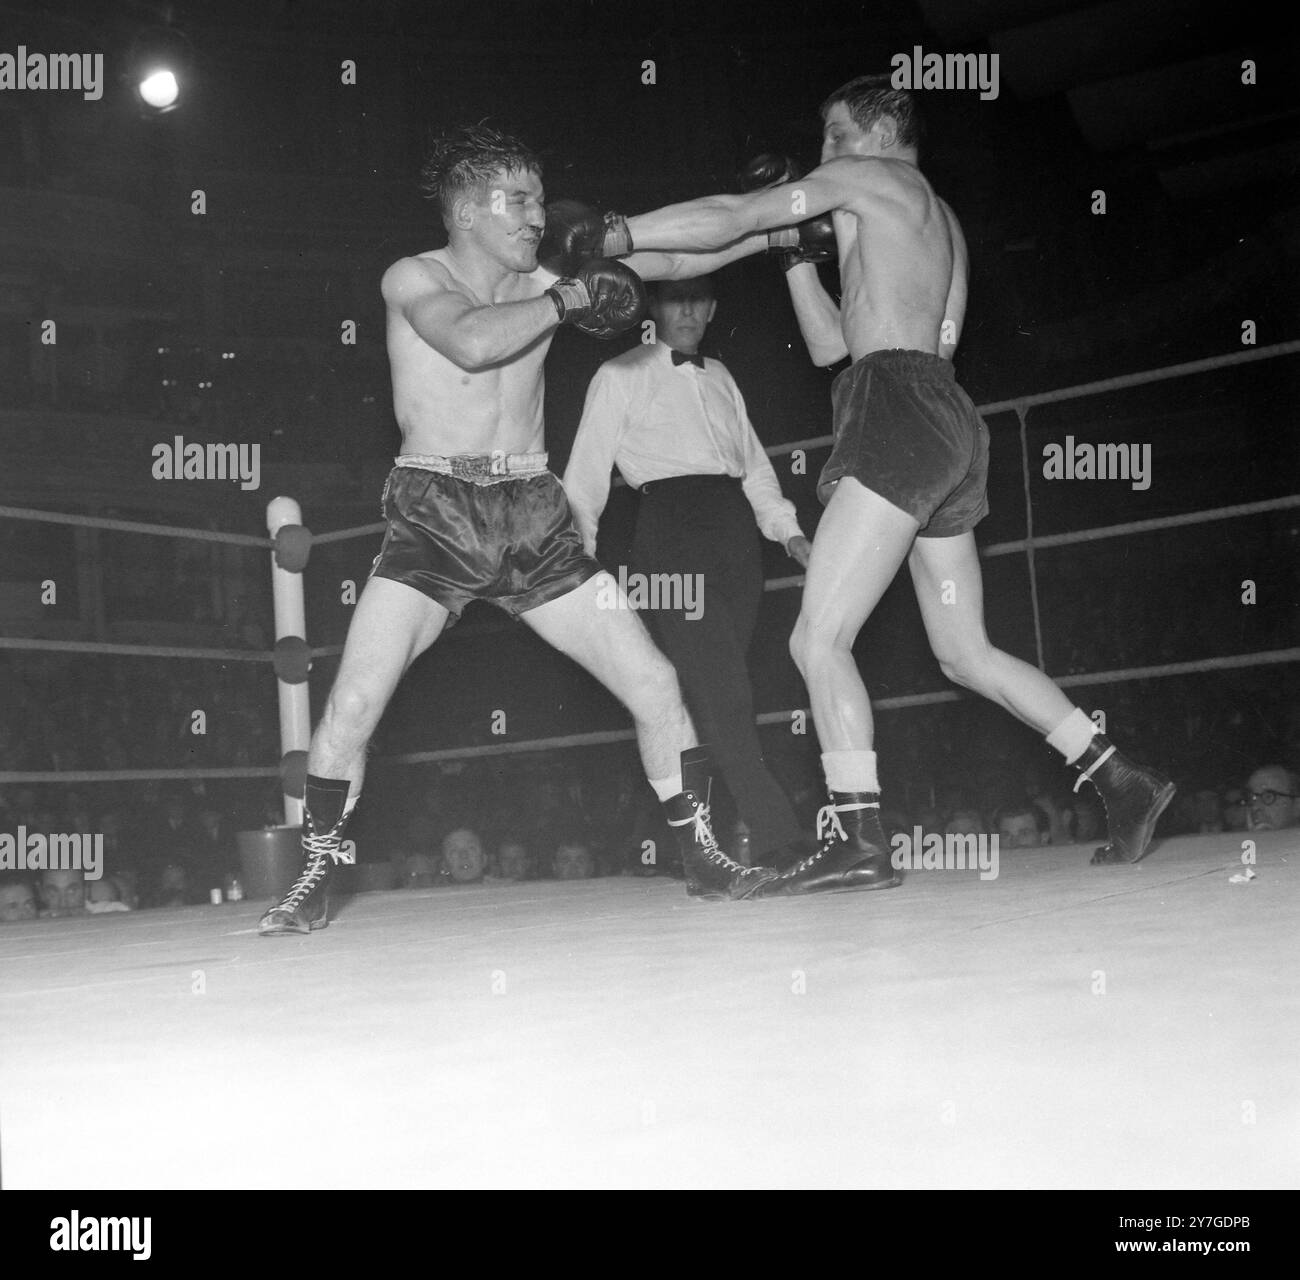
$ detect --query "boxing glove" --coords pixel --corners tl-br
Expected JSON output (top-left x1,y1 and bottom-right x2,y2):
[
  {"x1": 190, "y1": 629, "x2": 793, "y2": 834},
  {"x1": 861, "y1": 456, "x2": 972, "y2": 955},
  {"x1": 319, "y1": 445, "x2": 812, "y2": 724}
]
[
  {"x1": 546, "y1": 258, "x2": 646, "y2": 339},
  {"x1": 738, "y1": 152, "x2": 836, "y2": 268},
  {"x1": 539, "y1": 199, "x2": 633, "y2": 277}
]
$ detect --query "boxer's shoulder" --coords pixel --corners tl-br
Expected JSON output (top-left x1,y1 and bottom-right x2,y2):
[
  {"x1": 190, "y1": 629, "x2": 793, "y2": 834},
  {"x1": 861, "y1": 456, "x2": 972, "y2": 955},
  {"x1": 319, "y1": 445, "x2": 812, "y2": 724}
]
[{"x1": 381, "y1": 251, "x2": 452, "y2": 303}]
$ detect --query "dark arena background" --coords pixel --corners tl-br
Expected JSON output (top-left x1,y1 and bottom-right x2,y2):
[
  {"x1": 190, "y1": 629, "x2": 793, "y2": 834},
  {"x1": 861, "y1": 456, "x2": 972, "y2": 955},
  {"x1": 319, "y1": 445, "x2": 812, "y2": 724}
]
[{"x1": 0, "y1": 0, "x2": 1296, "y2": 1228}]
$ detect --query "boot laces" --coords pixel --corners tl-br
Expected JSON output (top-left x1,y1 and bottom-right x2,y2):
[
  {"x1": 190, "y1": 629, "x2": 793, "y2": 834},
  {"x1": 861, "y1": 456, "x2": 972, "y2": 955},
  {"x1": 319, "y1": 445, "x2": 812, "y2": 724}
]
[
  {"x1": 278, "y1": 843, "x2": 331, "y2": 911},
  {"x1": 692, "y1": 801, "x2": 742, "y2": 870},
  {"x1": 816, "y1": 804, "x2": 847, "y2": 843}
]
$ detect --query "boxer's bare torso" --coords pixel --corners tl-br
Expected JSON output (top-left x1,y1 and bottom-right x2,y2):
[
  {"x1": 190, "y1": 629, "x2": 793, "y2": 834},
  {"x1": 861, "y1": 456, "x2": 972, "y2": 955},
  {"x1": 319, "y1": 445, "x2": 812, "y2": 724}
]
[
  {"x1": 382, "y1": 249, "x2": 556, "y2": 457},
  {"x1": 625, "y1": 100, "x2": 969, "y2": 367},
  {"x1": 827, "y1": 157, "x2": 967, "y2": 362}
]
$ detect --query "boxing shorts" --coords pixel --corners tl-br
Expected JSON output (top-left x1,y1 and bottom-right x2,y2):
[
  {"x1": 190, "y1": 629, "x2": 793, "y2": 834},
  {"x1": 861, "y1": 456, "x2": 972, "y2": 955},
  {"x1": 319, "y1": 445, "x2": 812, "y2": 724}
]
[
  {"x1": 818, "y1": 349, "x2": 990, "y2": 538},
  {"x1": 369, "y1": 452, "x2": 602, "y2": 621}
]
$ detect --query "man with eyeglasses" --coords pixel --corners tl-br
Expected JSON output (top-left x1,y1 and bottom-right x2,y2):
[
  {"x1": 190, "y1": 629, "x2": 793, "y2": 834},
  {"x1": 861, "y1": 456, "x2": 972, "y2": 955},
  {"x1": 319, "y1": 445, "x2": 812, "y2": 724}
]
[{"x1": 1241, "y1": 765, "x2": 1300, "y2": 832}]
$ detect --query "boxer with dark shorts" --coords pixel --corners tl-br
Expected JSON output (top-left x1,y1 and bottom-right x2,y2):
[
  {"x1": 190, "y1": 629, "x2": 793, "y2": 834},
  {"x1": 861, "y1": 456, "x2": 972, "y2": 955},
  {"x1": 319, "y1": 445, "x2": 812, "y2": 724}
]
[
  {"x1": 621, "y1": 75, "x2": 1176, "y2": 890},
  {"x1": 371, "y1": 455, "x2": 600, "y2": 621},
  {"x1": 818, "y1": 349, "x2": 989, "y2": 537}
]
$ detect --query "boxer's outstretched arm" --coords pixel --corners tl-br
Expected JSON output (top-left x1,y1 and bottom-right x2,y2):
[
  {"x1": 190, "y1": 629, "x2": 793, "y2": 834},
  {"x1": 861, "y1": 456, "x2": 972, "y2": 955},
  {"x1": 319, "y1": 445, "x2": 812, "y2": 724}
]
[
  {"x1": 382, "y1": 257, "x2": 557, "y2": 370},
  {"x1": 784, "y1": 262, "x2": 849, "y2": 366},
  {"x1": 627, "y1": 160, "x2": 859, "y2": 251},
  {"x1": 623, "y1": 233, "x2": 768, "y2": 281}
]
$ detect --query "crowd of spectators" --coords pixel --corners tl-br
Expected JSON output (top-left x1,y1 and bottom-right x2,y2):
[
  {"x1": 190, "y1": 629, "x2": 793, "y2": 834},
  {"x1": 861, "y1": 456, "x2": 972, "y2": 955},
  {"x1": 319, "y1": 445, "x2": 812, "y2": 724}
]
[{"x1": 2, "y1": 655, "x2": 1296, "y2": 925}]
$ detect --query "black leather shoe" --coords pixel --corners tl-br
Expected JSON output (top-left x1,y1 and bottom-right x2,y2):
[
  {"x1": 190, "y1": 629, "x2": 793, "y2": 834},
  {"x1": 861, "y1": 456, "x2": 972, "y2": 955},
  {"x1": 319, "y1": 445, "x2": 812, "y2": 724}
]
[
  {"x1": 1072, "y1": 736, "x2": 1176, "y2": 865},
  {"x1": 258, "y1": 837, "x2": 334, "y2": 935},
  {"x1": 756, "y1": 793, "x2": 901, "y2": 896},
  {"x1": 664, "y1": 788, "x2": 780, "y2": 899}
]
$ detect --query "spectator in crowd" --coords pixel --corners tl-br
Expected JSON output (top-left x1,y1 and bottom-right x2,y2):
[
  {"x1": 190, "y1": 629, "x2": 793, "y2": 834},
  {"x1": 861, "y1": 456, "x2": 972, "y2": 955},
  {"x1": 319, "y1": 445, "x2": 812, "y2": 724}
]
[
  {"x1": 1242, "y1": 764, "x2": 1300, "y2": 831},
  {"x1": 192, "y1": 808, "x2": 237, "y2": 893},
  {"x1": 1191, "y1": 788, "x2": 1225, "y2": 834},
  {"x1": 1222, "y1": 787, "x2": 1250, "y2": 832},
  {"x1": 85, "y1": 876, "x2": 131, "y2": 913},
  {"x1": 39, "y1": 868, "x2": 87, "y2": 917},
  {"x1": 995, "y1": 804, "x2": 1049, "y2": 849},
  {"x1": 442, "y1": 828, "x2": 486, "y2": 885},
  {"x1": 1030, "y1": 791, "x2": 1074, "y2": 846},
  {"x1": 0, "y1": 876, "x2": 38, "y2": 922},
  {"x1": 552, "y1": 837, "x2": 596, "y2": 881},
  {"x1": 155, "y1": 864, "x2": 192, "y2": 908},
  {"x1": 494, "y1": 838, "x2": 534, "y2": 882},
  {"x1": 110, "y1": 868, "x2": 141, "y2": 910},
  {"x1": 944, "y1": 807, "x2": 987, "y2": 837},
  {"x1": 400, "y1": 852, "x2": 440, "y2": 888}
]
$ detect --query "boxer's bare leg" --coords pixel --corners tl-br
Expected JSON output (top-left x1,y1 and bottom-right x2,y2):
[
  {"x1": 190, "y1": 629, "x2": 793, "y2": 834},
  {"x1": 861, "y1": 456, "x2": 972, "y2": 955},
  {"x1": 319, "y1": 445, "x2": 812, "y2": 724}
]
[
  {"x1": 261, "y1": 576, "x2": 449, "y2": 936},
  {"x1": 907, "y1": 531, "x2": 1073, "y2": 733},
  {"x1": 525, "y1": 571, "x2": 778, "y2": 898},
  {"x1": 522, "y1": 571, "x2": 694, "y2": 782},
  {"x1": 789, "y1": 476, "x2": 918, "y2": 750},
  {"x1": 309, "y1": 576, "x2": 450, "y2": 792}
]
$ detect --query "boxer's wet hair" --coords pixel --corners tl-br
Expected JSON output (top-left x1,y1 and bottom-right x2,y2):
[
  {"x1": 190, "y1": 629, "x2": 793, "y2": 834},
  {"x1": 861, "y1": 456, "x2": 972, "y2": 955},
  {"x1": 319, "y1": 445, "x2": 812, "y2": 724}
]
[
  {"x1": 419, "y1": 124, "x2": 542, "y2": 225},
  {"x1": 820, "y1": 75, "x2": 924, "y2": 149}
]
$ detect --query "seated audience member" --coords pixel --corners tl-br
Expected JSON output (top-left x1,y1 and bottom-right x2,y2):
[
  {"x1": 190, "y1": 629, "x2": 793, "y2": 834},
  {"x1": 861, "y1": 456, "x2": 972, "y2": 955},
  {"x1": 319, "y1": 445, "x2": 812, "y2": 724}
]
[
  {"x1": 39, "y1": 868, "x2": 87, "y2": 917},
  {"x1": 400, "y1": 851, "x2": 440, "y2": 888},
  {"x1": 192, "y1": 808, "x2": 236, "y2": 893},
  {"x1": 441, "y1": 827, "x2": 486, "y2": 884},
  {"x1": 0, "y1": 876, "x2": 38, "y2": 922},
  {"x1": 995, "y1": 804, "x2": 1049, "y2": 849},
  {"x1": 552, "y1": 838, "x2": 596, "y2": 882},
  {"x1": 1222, "y1": 787, "x2": 1250, "y2": 832},
  {"x1": 944, "y1": 807, "x2": 987, "y2": 837},
  {"x1": 1192, "y1": 788, "x2": 1225, "y2": 834},
  {"x1": 155, "y1": 863, "x2": 191, "y2": 908},
  {"x1": 1242, "y1": 765, "x2": 1300, "y2": 831},
  {"x1": 1030, "y1": 791, "x2": 1073, "y2": 846},
  {"x1": 85, "y1": 876, "x2": 131, "y2": 913},
  {"x1": 110, "y1": 868, "x2": 141, "y2": 910},
  {"x1": 494, "y1": 839, "x2": 534, "y2": 882}
]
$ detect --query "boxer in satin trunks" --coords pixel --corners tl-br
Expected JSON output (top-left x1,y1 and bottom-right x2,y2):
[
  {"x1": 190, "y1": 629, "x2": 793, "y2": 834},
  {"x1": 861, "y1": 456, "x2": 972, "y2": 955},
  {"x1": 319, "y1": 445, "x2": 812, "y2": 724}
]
[
  {"x1": 369, "y1": 452, "x2": 601, "y2": 623},
  {"x1": 817, "y1": 348, "x2": 990, "y2": 537}
]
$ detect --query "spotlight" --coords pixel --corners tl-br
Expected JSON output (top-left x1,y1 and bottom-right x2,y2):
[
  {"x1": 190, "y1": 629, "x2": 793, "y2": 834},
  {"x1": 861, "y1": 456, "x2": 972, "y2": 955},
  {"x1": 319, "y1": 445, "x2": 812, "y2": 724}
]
[
  {"x1": 139, "y1": 69, "x2": 179, "y2": 110},
  {"x1": 127, "y1": 25, "x2": 194, "y2": 115}
]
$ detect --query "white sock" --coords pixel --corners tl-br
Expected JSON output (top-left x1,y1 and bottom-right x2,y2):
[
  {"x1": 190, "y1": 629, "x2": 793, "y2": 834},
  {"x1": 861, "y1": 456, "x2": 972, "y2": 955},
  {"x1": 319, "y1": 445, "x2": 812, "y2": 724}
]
[
  {"x1": 821, "y1": 750, "x2": 878, "y2": 794},
  {"x1": 1045, "y1": 708, "x2": 1098, "y2": 764},
  {"x1": 650, "y1": 774, "x2": 683, "y2": 803},
  {"x1": 342, "y1": 793, "x2": 359, "y2": 818}
]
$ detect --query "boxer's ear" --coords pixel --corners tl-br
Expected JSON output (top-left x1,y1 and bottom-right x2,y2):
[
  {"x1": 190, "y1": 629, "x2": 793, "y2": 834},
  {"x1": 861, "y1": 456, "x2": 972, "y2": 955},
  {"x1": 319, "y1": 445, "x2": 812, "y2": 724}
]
[{"x1": 452, "y1": 195, "x2": 475, "y2": 230}]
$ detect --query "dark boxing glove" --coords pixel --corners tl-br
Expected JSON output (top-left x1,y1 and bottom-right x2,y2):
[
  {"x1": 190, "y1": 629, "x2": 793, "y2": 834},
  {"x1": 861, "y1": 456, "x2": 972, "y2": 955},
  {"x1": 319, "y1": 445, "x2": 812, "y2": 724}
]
[
  {"x1": 737, "y1": 152, "x2": 836, "y2": 269},
  {"x1": 539, "y1": 199, "x2": 633, "y2": 277},
  {"x1": 545, "y1": 258, "x2": 646, "y2": 340},
  {"x1": 738, "y1": 152, "x2": 801, "y2": 192}
]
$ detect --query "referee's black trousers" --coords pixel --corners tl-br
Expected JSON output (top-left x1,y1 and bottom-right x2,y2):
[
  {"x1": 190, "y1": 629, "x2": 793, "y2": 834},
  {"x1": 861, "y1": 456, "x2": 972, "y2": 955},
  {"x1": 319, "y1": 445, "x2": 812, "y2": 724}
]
[{"x1": 631, "y1": 475, "x2": 803, "y2": 856}]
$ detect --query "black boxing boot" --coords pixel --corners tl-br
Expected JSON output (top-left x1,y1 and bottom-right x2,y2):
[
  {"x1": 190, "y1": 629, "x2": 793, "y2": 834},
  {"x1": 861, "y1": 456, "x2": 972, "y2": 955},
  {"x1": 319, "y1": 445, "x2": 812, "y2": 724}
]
[
  {"x1": 1071, "y1": 736, "x2": 1176, "y2": 865},
  {"x1": 664, "y1": 749, "x2": 780, "y2": 900},
  {"x1": 757, "y1": 793, "x2": 900, "y2": 896},
  {"x1": 258, "y1": 775, "x2": 354, "y2": 936}
]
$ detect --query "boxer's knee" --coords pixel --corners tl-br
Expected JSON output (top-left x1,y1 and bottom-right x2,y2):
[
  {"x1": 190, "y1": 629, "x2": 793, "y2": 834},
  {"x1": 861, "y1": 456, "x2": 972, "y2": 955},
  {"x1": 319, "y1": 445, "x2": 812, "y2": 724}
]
[
  {"x1": 790, "y1": 613, "x2": 845, "y2": 675},
  {"x1": 934, "y1": 641, "x2": 994, "y2": 693},
  {"x1": 322, "y1": 681, "x2": 380, "y2": 739}
]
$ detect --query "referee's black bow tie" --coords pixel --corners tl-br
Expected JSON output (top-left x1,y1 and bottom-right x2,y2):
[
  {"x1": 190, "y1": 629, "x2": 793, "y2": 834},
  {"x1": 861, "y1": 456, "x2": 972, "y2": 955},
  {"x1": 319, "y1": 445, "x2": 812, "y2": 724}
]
[{"x1": 671, "y1": 349, "x2": 705, "y2": 368}]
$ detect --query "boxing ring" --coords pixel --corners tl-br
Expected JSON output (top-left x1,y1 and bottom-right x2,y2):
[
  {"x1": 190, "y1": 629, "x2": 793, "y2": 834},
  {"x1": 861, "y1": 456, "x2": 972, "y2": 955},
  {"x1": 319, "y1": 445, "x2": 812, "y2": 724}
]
[{"x1": 0, "y1": 343, "x2": 1296, "y2": 1188}]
